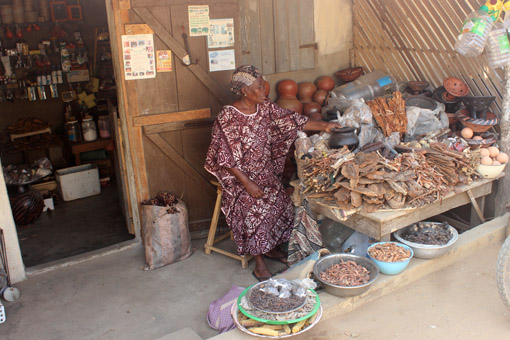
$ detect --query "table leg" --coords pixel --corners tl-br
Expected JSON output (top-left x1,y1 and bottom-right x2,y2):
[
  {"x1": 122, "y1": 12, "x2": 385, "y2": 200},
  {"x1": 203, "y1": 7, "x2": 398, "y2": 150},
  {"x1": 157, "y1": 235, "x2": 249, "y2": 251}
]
[
  {"x1": 380, "y1": 234, "x2": 391, "y2": 241},
  {"x1": 469, "y1": 193, "x2": 486, "y2": 226},
  {"x1": 75, "y1": 153, "x2": 81, "y2": 165}
]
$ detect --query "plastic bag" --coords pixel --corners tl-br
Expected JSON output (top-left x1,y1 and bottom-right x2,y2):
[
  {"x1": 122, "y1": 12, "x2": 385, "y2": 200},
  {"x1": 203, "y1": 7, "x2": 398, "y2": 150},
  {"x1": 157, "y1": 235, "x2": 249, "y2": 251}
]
[
  {"x1": 335, "y1": 99, "x2": 373, "y2": 128},
  {"x1": 260, "y1": 278, "x2": 315, "y2": 299},
  {"x1": 318, "y1": 218, "x2": 355, "y2": 252},
  {"x1": 341, "y1": 231, "x2": 373, "y2": 257},
  {"x1": 406, "y1": 102, "x2": 448, "y2": 137}
]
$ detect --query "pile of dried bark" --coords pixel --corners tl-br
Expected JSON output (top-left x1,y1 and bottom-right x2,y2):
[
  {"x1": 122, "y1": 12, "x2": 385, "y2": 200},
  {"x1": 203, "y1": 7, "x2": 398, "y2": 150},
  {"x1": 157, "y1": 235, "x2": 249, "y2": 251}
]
[
  {"x1": 300, "y1": 143, "x2": 480, "y2": 213},
  {"x1": 367, "y1": 91, "x2": 407, "y2": 136}
]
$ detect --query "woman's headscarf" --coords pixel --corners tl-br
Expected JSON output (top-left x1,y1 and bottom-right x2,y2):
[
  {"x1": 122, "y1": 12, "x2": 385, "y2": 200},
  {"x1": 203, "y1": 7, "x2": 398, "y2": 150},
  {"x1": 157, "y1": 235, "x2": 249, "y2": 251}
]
[{"x1": 230, "y1": 65, "x2": 262, "y2": 95}]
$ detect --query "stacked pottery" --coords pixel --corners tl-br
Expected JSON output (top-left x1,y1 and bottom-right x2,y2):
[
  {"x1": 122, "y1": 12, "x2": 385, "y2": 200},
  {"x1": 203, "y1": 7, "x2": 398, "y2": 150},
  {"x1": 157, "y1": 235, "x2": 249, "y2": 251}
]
[
  {"x1": 298, "y1": 82, "x2": 316, "y2": 104},
  {"x1": 276, "y1": 79, "x2": 302, "y2": 114}
]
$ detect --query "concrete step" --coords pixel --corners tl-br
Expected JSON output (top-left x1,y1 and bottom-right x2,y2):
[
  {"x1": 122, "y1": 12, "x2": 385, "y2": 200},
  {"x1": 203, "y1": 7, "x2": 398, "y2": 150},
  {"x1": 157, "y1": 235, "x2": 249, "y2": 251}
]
[{"x1": 155, "y1": 327, "x2": 203, "y2": 340}]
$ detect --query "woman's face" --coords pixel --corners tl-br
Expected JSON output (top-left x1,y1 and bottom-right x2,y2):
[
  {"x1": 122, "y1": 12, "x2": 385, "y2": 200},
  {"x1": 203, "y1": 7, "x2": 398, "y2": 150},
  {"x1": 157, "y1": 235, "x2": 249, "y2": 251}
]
[{"x1": 243, "y1": 77, "x2": 266, "y2": 104}]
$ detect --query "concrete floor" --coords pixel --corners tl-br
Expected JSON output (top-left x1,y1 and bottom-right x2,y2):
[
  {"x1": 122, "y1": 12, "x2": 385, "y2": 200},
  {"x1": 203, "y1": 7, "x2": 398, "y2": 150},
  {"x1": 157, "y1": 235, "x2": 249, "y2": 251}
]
[
  {"x1": 17, "y1": 185, "x2": 134, "y2": 267},
  {"x1": 2, "y1": 216, "x2": 509, "y2": 340}
]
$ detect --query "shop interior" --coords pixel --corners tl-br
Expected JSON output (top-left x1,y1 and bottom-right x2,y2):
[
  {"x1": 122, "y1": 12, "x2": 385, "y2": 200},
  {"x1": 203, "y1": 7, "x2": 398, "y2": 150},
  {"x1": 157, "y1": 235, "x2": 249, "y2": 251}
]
[{"x1": 0, "y1": 0, "x2": 134, "y2": 268}]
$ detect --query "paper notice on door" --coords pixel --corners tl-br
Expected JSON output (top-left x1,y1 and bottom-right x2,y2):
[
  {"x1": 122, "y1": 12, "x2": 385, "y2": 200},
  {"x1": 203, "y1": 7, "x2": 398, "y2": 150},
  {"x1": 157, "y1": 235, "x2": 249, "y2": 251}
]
[
  {"x1": 156, "y1": 50, "x2": 172, "y2": 72},
  {"x1": 188, "y1": 5, "x2": 210, "y2": 37},
  {"x1": 121, "y1": 34, "x2": 156, "y2": 80},
  {"x1": 208, "y1": 18, "x2": 234, "y2": 48},
  {"x1": 208, "y1": 49, "x2": 235, "y2": 72}
]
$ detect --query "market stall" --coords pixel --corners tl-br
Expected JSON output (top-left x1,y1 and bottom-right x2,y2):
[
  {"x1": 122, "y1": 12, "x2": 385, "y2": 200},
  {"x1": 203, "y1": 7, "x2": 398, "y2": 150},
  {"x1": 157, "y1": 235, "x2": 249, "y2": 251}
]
[{"x1": 287, "y1": 70, "x2": 507, "y2": 243}]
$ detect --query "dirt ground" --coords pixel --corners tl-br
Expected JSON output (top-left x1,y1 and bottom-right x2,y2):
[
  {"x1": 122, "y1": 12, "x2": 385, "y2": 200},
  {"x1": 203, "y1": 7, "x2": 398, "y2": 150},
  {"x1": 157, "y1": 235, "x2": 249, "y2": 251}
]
[{"x1": 289, "y1": 241, "x2": 510, "y2": 340}]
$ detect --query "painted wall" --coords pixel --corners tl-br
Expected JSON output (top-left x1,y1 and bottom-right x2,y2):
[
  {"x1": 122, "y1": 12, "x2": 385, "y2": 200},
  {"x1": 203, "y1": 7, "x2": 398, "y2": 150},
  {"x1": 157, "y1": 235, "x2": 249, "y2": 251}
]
[
  {"x1": 265, "y1": 0, "x2": 353, "y2": 99},
  {"x1": 0, "y1": 160, "x2": 26, "y2": 284}
]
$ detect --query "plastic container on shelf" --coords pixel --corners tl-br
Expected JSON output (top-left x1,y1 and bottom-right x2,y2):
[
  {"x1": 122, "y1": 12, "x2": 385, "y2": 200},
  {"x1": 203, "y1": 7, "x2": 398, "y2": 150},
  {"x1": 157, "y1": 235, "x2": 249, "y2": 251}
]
[
  {"x1": 455, "y1": 8, "x2": 493, "y2": 57},
  {"x1": 487, "y1": 21, "x2": 510, "y2": 70},
  {"x1": 98, "y1": 116, "x2": 111, "y2": 139},
  {"x1": 335, "y1": 70, "x2": 396, "y2": 101},
  {"x1": 65, "y1": 119, "x2": 82, "y2": 142},
  {"x1": 82, "y1": 116, "x2": 98, "y2": 142}
]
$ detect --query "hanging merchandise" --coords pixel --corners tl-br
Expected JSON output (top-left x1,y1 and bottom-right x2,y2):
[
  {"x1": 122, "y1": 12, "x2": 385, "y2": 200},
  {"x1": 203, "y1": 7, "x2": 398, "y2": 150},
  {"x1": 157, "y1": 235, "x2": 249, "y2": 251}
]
[
  {"x1": 60, "y1": 43, "x2": 72, "y2": 72},
  {"x1": 455, "y1": 5, "x2": 495, "y2": 57},
  {"x1": 486, "y1": 21, "x2": 510, "y2": 70}
]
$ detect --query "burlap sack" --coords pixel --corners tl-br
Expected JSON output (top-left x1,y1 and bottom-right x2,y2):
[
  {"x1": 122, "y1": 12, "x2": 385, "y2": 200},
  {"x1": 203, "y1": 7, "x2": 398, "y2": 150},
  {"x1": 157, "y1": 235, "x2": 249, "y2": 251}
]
[{"x1": 141, "y1": 199, "x2": 193, "y2": 270}]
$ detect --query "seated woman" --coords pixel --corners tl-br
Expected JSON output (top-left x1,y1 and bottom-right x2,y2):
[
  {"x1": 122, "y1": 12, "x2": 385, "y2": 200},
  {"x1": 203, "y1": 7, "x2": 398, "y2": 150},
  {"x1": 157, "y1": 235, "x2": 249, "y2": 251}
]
[{"x1": 205, "y1": 65, "x2": 340, "y2": 281}]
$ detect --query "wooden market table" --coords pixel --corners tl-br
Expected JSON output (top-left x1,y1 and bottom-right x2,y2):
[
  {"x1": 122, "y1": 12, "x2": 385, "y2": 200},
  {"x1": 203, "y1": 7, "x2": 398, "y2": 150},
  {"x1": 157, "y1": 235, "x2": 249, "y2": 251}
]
[{"x1": 306, "y1": 173, "x2": 503, "y2": 241}]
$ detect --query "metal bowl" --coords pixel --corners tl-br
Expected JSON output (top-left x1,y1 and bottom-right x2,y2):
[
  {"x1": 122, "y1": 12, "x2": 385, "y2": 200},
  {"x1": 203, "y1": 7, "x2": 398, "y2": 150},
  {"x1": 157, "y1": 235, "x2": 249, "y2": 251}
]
[
  {"x1": 393, "y1": 222, "x2": 459, "y2": 259},
  {"x1": 313, "y1": 253, "x2": 379, "y2": 297}
]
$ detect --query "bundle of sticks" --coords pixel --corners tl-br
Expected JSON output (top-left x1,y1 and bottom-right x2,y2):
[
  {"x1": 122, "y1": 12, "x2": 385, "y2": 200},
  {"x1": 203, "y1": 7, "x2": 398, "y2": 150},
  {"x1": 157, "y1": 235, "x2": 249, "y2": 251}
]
[{"x1": 367, "y1": 91, "x2": 407, "y2": 136}]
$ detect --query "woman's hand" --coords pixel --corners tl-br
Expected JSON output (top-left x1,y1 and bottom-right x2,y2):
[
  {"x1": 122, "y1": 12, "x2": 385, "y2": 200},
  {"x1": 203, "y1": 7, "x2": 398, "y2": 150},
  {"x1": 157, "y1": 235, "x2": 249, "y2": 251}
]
[
  {"x1": 244, "y1": 179, "x2": 264, "y2": 198},
  {"x1": 324, "y1": 121, "x2": 342, "y2": 133},
  {"x1": 304, "y1": 120, "x2": 342, "y2": 132},
  {"x1": 226, "y1": 167, "x2": 264, "y2": 198}
]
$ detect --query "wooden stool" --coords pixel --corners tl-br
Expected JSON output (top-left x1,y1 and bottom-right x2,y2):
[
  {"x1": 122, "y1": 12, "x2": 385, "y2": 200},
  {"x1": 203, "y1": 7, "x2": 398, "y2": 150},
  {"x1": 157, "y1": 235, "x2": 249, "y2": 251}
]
[{"x1": 204, "y1": 179, "x2": 253, "y2": 268}]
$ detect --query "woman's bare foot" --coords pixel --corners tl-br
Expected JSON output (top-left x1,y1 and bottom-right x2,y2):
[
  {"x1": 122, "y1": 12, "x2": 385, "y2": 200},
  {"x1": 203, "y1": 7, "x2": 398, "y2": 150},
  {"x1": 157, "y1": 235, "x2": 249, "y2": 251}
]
[
  {"x1": 265, "y1": 247, "x2": 288, "y2": 264},
  {"x1": 253, "y1": 255, "x2": 272, "y2": 280}
]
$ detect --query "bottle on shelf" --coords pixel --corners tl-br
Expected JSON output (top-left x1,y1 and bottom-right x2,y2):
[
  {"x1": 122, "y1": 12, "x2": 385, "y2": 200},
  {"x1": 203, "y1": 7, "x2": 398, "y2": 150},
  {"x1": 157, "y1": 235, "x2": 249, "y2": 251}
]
[
  {"x1": 98, "y1": 115, "x2": 111, "y2": 139},
  {"x1": 455, "y1": 6, "x2": 494, "y2": 57},
  {"x1": 82, "y1": 115, "x2": 98, "y2": 142},
  {"x1": 65, "y1": 118, "x2": 82, "y2": 143}
]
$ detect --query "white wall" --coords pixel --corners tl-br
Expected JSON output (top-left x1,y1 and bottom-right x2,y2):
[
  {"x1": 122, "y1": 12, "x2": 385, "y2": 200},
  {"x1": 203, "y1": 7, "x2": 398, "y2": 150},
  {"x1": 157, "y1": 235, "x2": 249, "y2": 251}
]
[{"x1": 0, "y1": 160, "x2": 26, "y2": 283}]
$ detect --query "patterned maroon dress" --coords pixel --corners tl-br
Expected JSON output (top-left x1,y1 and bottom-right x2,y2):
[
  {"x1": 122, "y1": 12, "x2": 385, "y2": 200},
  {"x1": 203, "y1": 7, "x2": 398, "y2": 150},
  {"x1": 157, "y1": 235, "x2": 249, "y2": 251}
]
[{"x1": 205, "y1": 100, "x2": 308, "y2": 256}]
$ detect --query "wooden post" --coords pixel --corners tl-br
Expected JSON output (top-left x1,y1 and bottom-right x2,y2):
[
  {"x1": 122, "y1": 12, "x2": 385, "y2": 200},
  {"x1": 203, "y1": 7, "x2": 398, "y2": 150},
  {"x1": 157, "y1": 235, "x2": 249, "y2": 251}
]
[{"x1": 495, "y1": 65, "x2": 510, "y2": 216}]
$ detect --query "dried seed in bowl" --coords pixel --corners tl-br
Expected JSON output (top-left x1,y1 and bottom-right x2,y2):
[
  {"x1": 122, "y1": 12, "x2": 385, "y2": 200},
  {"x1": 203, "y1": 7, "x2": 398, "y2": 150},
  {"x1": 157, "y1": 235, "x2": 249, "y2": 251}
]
[
  {"x1": 320, "y1": 260, "x2": 370, "y2": 286},
  {"x1": 369, "y1": 243, "x2": 411, "y2": 262}
]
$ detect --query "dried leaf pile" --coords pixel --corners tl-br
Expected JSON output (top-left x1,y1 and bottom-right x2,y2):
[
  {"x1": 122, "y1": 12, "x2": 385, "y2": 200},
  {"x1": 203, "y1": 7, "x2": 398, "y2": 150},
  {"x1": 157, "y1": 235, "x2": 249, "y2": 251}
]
[
  {"x1": 367, "y1": 91, "x2": 407, "y2": 136},
  {"x1": 300, "y1": 142, "x2": 480, "y2": 213},
  {"x1": 142, "y1": 192, "x2": 179, "y2": 213}
]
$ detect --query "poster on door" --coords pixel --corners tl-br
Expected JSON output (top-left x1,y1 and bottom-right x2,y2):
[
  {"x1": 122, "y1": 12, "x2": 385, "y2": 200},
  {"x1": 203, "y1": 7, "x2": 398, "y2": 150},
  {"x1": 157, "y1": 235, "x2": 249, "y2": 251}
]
[
  {"x1": 121, "y1": 34, "x2": 156, "y2": 80},
  {"x1": 208, "y1": 49, "x2": 235, "y2": 72},
  {"x1": 156, "y1": 50, "x2": 172, "y2": 72},
  {"x1": 188, "y1": 5, "x2": 209, "y2": 37},
  {"x1": 208, "y1": 18, "x2": 234, "y2": 48}
]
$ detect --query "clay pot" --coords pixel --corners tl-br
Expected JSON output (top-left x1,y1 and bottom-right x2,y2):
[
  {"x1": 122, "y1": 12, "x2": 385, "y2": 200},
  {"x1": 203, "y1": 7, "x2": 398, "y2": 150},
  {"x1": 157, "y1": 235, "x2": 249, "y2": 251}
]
[
  {"x1": 309, "y1": 112, "x2": 324, "y2": 121},
  {"x1": 8, "y1": 184, "x2": 44, "y2": 225},
  {"x1": 315, "y1": 75, "x2": 335, "y2": 91},
  {"x1": 328, "y1": 127, "x2": 359, "y2": 150},
  {"x1": 277, "y1": 79, "x2": 298, "y2": 99},
  {"x1": 264, "y1": 81, "x2": 270, "y2": 97},
  {"x1": 313, "y1": 89, "x2": 329, "y2": 106},
  {"x1": 298, "y1": 82, "x2": 317, "y2": 103},
  {"x1": 276, "y1": 97, "x2": 303, "y2": 114},
  {"x1": 303, "y1": 102, "x2": 322, "y2": 117}
]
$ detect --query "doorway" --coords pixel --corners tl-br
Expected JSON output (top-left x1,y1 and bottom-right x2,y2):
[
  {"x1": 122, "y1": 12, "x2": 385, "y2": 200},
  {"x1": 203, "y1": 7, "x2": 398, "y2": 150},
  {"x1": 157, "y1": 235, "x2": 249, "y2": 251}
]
[{"x1": 0, "y1": 0, "x2": 134, "y2": 268}]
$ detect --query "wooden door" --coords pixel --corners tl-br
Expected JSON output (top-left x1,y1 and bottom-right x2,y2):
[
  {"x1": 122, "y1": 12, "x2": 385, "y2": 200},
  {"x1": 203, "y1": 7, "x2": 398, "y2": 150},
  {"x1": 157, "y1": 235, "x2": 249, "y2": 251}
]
[{"x1": 108, "y1": 0, "x2": 241, "y2": 237}]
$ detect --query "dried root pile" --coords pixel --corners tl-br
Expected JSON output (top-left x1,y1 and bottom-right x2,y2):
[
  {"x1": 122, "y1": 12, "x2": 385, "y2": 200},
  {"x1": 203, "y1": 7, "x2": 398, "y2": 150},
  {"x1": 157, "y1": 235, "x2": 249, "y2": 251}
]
[
  {"x1": 367, "y1": 91, "x2": 407, "y2": 136},
  {"x1": 320, "y1": 261, "x2": 370, "y2": 286},
  {"x1": 300, "y1": 142, "x2": 480, "y2": 213}
]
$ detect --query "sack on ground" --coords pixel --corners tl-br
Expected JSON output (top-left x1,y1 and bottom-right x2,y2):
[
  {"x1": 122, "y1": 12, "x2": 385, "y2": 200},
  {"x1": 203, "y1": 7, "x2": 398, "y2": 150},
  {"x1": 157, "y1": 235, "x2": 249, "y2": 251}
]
[
  {"x1": 207, "y1": 285, "x2": 245, "y2": 333},
  {"x1": 141, "y1": 197, "x2": 192, "y2": 270}
]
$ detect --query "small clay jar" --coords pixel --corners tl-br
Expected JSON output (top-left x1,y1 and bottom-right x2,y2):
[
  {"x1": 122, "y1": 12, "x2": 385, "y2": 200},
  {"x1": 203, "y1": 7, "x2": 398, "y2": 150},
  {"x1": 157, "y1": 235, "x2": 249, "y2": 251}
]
[
  {"x1": 309, "y1": 112, "x2": 324, "y2": 121},
  {"x1": 264, "y1": 81, "x2": 271, "y2": 97},
  {"x1": 298, "y1": 82, "x2": 317, "y2": 103},
  {"x1": 277, "y1": 79, "x2": 298, "y2": 99},
  {"x1": 276, "y1": 97, "x2": 303, "y2": 114},
  {"x1": 277, "y1": 79, "x2": 302, "y2": 114},
  {"x1": 313, "y1": 89, "x2": 329, "y2": 106},
  {"x1": 303, "y1": 102, "x2": 322, "y2": 117},
  {"x1": 328, "y1": 127, "x2": 359, "y2": 150},
  {"x1": 315, "y1": 75, "x2": 335, "y2": 91}
]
